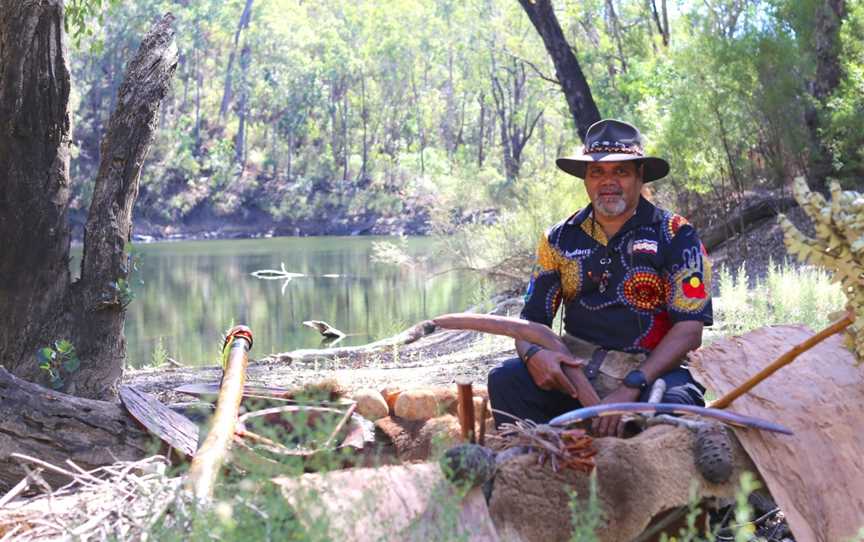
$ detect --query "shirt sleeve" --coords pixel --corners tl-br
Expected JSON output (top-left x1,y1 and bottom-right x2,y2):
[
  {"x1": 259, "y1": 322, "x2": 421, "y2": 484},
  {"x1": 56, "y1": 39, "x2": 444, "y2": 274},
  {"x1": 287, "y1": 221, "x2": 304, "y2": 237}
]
[
  {"x1": 520, "y1": 233, "x2": 563, "y2": 327},
  {"x1": 663, "y1": 225, "x2": 713, "y2": 326}
]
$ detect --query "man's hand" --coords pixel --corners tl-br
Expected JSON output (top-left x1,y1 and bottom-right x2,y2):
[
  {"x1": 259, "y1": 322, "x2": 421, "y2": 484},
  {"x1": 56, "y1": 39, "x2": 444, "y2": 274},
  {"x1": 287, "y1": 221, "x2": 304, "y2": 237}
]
[
  {"x1": 525, "y1": 350, "x2": 585, "y2": 399},
  {"x1": 591, "y1": 385, "x2": 641, "y2": 437}
]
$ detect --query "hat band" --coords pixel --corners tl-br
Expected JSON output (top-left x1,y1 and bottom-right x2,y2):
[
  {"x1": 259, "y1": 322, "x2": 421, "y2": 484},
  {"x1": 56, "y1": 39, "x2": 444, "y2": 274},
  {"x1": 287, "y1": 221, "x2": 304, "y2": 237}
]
[{"x1": 583, "y1": 143, "x2": 644, "y2": 156}]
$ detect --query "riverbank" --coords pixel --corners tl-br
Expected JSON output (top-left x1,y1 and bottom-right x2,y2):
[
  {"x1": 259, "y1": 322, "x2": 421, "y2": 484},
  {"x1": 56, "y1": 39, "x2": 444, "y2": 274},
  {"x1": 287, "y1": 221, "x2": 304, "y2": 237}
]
[{"x1": 68, "y1": 203, "x2": 501, "y2": 243}]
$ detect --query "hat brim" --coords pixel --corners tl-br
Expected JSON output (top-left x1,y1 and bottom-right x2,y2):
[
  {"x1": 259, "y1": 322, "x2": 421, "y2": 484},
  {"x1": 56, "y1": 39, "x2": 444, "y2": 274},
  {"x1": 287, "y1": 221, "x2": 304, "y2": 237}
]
[{"x1": 556, "y1": 153, "x2": 670, "y2": 182}]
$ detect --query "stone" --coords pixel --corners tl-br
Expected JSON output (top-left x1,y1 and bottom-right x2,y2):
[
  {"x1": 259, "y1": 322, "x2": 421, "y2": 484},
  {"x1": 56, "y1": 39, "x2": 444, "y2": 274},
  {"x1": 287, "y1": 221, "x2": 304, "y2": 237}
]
[
  {"x1": 394, "y1": 389, "x2": 439, "y2": 421},
  {"x1": 353, "y1": 389, "x2": 389, "y2": 421}
]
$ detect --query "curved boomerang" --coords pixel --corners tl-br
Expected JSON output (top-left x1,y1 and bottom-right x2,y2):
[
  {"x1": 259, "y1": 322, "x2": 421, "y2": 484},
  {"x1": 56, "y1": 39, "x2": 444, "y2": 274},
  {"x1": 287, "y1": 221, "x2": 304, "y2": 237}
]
[{"x1": 548, "y1": 402, "x2": 793, "y2": 435}]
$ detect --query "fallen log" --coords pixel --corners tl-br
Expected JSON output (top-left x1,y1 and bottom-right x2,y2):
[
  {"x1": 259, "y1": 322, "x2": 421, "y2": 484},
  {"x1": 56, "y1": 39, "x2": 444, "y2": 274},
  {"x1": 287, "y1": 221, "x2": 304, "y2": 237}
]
[
  {"x1": 700, "y1": 196, "x2": 796, "y2": 251},
  {"x1": 0, "y1": 367, "x2": 152, "y2": 491}
]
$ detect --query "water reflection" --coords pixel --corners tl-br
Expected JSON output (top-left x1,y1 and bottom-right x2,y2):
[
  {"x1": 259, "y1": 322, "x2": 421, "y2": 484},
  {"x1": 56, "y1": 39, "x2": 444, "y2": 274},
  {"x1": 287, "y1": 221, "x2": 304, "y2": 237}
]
[{"x1": 72, "y1": 236, "x2": 478, "y2": 367}]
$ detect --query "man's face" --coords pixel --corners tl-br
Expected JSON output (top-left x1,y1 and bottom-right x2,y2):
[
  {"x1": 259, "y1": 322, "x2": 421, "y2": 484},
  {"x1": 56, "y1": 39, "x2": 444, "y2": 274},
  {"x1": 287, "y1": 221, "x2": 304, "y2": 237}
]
[{"x1": 583, "y1": 161, "x2": 643, "y2": 218}]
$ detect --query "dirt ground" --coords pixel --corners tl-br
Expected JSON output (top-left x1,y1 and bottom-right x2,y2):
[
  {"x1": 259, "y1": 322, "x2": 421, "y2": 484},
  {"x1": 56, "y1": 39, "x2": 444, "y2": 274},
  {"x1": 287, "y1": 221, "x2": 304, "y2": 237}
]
[{"x1": 125, "y1": 299, "x2": 522, "y2": 402}]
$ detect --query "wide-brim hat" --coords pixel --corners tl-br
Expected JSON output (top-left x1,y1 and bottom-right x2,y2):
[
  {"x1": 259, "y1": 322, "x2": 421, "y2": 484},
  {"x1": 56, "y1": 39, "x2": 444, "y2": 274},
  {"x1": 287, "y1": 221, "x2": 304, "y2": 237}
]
[{"x1": 556, "y1": 119, "x2": 669, "y2": 182}]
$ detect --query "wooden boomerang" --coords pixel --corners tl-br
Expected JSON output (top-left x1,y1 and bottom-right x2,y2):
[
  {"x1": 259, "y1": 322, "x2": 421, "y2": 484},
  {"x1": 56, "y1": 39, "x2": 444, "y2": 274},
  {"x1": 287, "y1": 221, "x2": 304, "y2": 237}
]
[{"x1": 548, "y1": 402, "x2": 793, "y2": 435}]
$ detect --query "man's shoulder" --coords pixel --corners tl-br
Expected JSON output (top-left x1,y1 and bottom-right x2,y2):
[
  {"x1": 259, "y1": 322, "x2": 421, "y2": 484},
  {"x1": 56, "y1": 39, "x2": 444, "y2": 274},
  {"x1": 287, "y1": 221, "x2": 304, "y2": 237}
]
[{"x1": 652, "y1": 205, "x2": 697, "y2": 243}]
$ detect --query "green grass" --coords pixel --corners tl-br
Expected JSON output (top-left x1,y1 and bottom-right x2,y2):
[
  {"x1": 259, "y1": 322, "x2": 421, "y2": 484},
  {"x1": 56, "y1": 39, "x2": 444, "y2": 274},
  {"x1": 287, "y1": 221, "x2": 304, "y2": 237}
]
[{"x1": 713, "y1": 261, "x2": 846, "y2": 337}]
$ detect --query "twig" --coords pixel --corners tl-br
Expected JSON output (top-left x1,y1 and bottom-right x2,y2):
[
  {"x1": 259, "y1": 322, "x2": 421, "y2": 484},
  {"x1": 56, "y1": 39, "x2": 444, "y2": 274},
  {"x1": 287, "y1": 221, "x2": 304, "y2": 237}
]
[
  {"x1": 0, "y1": 476, "x2": 28, "y2": 508},
  {"x1": 10, "y1": 453, "x2": 77, "y2": 481},
  {"x1": 323, "y1": 402, "x2": 358, "y2": 449}
]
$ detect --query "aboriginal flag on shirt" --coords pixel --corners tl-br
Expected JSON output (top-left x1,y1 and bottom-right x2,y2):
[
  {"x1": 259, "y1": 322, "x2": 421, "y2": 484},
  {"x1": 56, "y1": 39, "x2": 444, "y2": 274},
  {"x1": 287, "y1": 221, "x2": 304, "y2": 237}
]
[{"x1": 521, "y1": 196, "x2": 713, "y2": 354}]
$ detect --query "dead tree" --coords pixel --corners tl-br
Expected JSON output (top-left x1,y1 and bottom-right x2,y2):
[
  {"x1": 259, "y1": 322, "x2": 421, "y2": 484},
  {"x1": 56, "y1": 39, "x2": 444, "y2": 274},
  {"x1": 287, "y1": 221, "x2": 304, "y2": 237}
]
[
  {"x1": 0, "y1": 368, "x2": 152, "y2": 491},
  {"x1": 0, "y1": 4, "x2": 179, "y2": 400}
]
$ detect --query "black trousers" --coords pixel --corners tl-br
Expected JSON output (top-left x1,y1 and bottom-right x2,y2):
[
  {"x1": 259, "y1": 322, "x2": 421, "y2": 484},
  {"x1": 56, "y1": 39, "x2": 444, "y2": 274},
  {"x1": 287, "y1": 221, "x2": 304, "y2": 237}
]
[{"x1": 487, "y1": 357, "x2": 705, "y2": 427}]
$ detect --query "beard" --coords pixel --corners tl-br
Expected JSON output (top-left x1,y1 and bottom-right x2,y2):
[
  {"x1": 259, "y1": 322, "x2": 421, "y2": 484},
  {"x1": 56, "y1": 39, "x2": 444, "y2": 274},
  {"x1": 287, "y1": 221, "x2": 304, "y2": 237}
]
[{"x1": 594, "y1": 195, "x2": 628, "y2": 217}]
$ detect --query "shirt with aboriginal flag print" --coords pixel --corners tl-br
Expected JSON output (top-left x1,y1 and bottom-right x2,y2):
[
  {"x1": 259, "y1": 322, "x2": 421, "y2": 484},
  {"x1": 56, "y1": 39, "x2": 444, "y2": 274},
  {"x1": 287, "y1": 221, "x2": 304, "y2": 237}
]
[{"x1": 521, "y1": 196, "x2": 713, "y2": 354}]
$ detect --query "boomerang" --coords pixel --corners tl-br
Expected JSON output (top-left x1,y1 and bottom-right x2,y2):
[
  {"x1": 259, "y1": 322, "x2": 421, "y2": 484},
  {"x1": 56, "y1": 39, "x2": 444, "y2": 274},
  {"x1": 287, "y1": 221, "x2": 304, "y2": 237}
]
[{"x1": 548, "y1": 402, "x2": 793, "y2": 435}]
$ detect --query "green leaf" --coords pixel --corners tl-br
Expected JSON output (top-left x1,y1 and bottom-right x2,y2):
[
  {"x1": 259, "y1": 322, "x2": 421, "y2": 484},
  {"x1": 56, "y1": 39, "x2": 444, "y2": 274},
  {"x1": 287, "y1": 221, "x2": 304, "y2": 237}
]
[
  {"x1": 63, "y1": 356, "x2": 81, "y2": 373},
  {"x1": 37, "y1": 347, "x2": 55, "y2": 364},
  {"x1": 55, "y1": 340, "x2": 74, "y2": 354}
]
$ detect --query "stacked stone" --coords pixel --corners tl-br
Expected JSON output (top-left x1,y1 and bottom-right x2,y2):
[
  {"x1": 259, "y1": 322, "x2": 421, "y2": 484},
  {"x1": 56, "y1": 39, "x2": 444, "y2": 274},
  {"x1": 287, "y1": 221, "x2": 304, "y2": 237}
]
[{"x1": 778, "y1": 177, "x2": 864, "y2": 362}]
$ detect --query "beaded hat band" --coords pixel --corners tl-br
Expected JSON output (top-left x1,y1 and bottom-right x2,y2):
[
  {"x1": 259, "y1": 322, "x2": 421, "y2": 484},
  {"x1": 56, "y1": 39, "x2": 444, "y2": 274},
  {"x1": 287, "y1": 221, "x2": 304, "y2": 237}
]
[{"x1": 556, "y1": 119, "x2": 670, "y2": 182}]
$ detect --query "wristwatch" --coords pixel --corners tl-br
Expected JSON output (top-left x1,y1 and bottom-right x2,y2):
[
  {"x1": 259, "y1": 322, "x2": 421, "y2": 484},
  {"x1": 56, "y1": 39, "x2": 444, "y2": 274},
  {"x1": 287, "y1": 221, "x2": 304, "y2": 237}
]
[
  {"x1": 522, "y1": 345, "x2": 543, "y2": 364},
  {"x1": 623, "y1": 369, "x2": 649, "y2": 392}
]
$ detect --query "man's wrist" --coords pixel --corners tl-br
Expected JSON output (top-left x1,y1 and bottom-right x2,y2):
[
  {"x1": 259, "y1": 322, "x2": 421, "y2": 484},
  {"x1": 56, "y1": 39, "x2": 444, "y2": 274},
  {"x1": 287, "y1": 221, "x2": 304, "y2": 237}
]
[
  {"x1": 522, "y1": 344, "x2": 543, "y2": 364},
  {"x1": 623, "y1": 369, "x2": 649, "y2": 392}
]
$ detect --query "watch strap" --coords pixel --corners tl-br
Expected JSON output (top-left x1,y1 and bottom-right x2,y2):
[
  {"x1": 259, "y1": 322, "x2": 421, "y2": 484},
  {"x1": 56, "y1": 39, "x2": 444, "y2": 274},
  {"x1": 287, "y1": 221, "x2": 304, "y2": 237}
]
[
  {"x1": 522, "y1": 345, "x2": 543, "y2": 364},
  {"x1": 624, "y1": 369, "x2": 649, "y2": 391}
]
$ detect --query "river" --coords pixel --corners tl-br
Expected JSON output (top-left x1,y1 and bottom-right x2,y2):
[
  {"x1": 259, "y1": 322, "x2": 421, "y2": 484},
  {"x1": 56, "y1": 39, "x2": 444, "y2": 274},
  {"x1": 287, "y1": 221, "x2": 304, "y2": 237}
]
[{"x1": 73, "y1": 236, "x2": 481, "y2": 367}]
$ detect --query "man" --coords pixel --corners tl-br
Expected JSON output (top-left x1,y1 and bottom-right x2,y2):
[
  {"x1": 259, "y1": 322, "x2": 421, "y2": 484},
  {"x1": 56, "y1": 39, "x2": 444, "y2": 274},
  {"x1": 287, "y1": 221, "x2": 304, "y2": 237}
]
[{"x1": 488, "y1": 119, "x2": 712, "y2": 437}]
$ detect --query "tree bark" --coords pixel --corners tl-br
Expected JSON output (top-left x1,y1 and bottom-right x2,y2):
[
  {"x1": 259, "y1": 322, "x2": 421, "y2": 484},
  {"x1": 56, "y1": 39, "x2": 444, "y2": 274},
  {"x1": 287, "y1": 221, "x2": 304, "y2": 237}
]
[
  {"x1": 0, "y1": 368, "x2": 152, "y2": 491},
  {"x1": 516, "y1": 0, "x2": 601, "y2": 141},
  {"x1": 0, "y1": 0, "x2": 73, "y2": 391},
  {"x1": 0, "y1": 6, "x2": 178, "y2": 400},
  {"x1": 805, "y1": 0, "x2": 846, "y2": 193},
  {"x1": 234, "y1": 44, "x2": 251, "y2": 166},
  {"x1": 218, "y1": 0, "x2": 254, "y2": 121}
]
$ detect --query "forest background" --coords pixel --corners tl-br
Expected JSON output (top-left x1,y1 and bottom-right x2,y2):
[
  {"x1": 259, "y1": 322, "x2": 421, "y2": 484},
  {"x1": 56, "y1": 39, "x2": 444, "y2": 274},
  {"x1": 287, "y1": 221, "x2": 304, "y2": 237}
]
[{"x1": 68, "y1": 0, "x2": 863, "y2": 262}]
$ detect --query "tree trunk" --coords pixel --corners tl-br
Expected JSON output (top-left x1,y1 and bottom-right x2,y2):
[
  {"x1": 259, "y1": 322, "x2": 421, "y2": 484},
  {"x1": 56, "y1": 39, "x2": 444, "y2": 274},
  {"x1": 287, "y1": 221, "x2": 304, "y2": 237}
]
[
  {"x1": 0, "y1": 368, "x2": 152, "y2": 491},
  {"x1": 516, "y1": 0, "x2": 601, "y2": 141},
  {"x1": 650, "y1": 0, "x2": 670, "y2": 46},
  {"x1": 218, "y1": 0, "x2": 254, "y2": 121},
  {"x1": 0, "y1": 6, "x2": 178, "y2": 400},
  {"x1": 805, "y1": 0, "x2": 846, "y2": 193},
  {"x1": 234, "y1": 44, "x2": 250, "y2": 166},
  {"x1": 0, "y1": 1, "x2": 73, "y2": 392},
  {"x1": 477, "y1": 93, "x2": 486, "y2": 168}
]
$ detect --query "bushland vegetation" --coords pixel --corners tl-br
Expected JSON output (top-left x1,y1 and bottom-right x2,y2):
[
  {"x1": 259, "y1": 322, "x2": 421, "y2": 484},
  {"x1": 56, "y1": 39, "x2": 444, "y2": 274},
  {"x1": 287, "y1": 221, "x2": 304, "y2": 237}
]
[{"x1": 68, "y1": 0, "x2": 864, "y2": 236}]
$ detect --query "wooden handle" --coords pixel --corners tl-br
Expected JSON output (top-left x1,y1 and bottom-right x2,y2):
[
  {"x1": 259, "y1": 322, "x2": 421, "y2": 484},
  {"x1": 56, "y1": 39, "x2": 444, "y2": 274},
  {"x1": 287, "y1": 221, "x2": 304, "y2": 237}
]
[
  {"x1": 562, "y1": 365, "x2": 601, "y2": 407},
  {"x1": 710, "y1": 313, "x2": 853, "y2": 409},
  {"x1": 185, "y1": 326, "x2": 252, "y2": 501},
  {"x1": 457, "y1": 381, "x2": 476, "y2": 443}
]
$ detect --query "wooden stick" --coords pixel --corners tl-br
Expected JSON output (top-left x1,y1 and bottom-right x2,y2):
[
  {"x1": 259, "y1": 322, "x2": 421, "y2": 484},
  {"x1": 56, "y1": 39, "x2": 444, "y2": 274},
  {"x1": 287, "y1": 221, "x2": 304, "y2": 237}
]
[
  {"x1": 323, "y1": 403, "x2": 357, "y2": 449},
  {"x1": 0, "y1": 476, "x2": 29, "y2": 508},
  {"x1": 185, "y1": 325, "x2": 252, "y2": 501},
  {"x1": 434, "y1": 313, "x2": 601, "y2": 406},
  {"x1": 478, "y1": 397, "x2": 488, "y2": 447},
  {"x1": 710, "y1": 313, "x2": 854, "y2": 409},
  {"x1": 457, "y1": 380, "x2": 476, "y2": 443}
]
